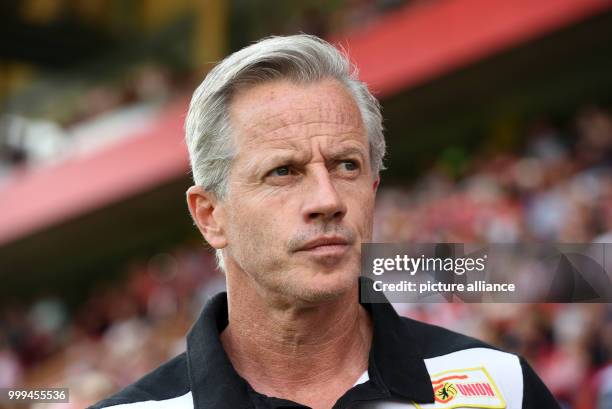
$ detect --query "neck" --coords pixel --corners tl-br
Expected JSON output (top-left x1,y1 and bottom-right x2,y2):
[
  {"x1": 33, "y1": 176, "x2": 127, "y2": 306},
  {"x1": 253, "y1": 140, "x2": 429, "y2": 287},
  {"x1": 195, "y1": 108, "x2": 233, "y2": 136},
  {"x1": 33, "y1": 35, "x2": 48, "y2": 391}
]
[{"x1": 220, "y1": 272, "x2": 372, "y2": 408}]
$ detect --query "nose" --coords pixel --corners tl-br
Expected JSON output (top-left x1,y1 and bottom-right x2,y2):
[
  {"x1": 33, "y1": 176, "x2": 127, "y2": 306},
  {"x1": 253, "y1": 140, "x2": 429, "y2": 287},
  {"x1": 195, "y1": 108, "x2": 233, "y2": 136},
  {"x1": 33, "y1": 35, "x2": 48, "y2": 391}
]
[{"x1": 301, "y1": 167, "x2": 347, "y2": 223}]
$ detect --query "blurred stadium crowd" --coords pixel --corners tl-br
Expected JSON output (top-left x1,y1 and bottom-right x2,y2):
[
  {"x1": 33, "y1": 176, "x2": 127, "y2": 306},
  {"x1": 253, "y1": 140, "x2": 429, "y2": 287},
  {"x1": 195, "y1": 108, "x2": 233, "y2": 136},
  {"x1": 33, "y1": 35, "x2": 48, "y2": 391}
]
[{"x1": 0, "y1": 104, "x2": 610, "y2": 408}]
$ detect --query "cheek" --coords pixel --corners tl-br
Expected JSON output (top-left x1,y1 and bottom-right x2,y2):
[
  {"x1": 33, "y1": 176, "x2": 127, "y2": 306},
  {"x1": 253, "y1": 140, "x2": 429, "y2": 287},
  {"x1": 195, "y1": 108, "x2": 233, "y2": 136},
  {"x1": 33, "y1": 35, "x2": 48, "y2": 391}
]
[
  {"x1": 226, "y1": 210, "x2": 290, "y2": 278},
  {"x1": 225, "y1": 200, "x2": 287, "y2": 258},
  {"x1": 342, "y1": 181, "x2": 376, "y2": 228},
  {"x1": 359, "y1": 201, "x2": 376, "y2": 240}
]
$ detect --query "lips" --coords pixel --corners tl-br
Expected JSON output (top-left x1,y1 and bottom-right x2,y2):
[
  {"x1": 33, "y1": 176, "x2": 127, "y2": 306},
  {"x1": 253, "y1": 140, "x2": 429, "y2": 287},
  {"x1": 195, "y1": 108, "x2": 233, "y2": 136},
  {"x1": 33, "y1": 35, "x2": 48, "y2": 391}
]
[{"x1": 299, "y1": 236, "x2": 350, "y2": 251}]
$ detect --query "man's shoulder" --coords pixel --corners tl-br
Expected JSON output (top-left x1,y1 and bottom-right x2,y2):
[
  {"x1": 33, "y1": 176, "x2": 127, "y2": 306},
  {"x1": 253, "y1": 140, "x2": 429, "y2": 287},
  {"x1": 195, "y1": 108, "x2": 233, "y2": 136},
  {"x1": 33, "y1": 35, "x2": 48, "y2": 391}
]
[
  {"x1": 399, "y1": 315, "x2": 521, "y2": 372},
  {"x1": 88, "y1": 352, "x2": 192, "y2": 409},
  {"x1": 398, "y1": 314, "x2": 506, "y2": 358},
  {"x1": 398, "y1": 315, "x2": 560, "y2": 408}
]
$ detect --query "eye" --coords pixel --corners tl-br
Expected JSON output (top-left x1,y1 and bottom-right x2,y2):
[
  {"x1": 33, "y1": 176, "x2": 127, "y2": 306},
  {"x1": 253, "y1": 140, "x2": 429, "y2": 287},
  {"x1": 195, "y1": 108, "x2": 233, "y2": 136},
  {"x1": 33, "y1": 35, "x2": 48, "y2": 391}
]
[
  {"x1": 340, "y1": 160, "x2": 359, "y2": 171},
  {"x1": 268, "y1": 166, "x2": 291, "y2": 177}
]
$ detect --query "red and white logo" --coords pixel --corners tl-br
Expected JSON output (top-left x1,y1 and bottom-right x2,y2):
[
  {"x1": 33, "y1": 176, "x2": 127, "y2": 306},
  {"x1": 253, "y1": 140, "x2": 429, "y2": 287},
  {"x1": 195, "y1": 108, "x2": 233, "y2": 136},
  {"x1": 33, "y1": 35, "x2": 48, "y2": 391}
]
[{"x1": 415, "y1": 367, "x2": 506, "y2": 409}]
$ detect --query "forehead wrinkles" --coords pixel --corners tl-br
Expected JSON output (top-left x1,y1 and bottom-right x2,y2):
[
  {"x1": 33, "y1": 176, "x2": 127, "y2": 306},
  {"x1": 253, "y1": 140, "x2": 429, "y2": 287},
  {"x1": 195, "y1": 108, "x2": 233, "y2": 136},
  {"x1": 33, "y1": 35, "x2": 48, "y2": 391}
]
[
  {"x1": 258, "y1": 107, "x2": 361, "y2": 142},
  {"x1": 241, "y1": 101, "x2": 362, "y2": 140},
  {"x1": 230, "y1": 79, "x2": 364, "y2": 138},
  {"x1": 228, "y1": 80, "x2": 367, "y2": 166}
]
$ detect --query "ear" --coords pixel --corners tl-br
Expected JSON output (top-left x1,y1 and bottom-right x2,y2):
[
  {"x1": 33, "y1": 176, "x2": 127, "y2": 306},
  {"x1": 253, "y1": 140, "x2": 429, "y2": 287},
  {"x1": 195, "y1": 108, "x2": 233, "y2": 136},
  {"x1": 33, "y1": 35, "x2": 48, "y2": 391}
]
[
  {"x1": 186, "y1": 185, "x2": 228, "y2": 249},
  {"x1": 372, "y1": 176, "x2": 380, "y2": 193}
]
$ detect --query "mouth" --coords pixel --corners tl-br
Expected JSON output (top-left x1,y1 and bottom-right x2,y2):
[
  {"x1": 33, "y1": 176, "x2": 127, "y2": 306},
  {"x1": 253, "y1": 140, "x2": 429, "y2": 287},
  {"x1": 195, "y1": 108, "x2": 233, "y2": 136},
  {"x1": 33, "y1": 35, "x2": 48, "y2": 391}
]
[{"x1": 297, "y1": 236, "x2": 351, "y2": 256}]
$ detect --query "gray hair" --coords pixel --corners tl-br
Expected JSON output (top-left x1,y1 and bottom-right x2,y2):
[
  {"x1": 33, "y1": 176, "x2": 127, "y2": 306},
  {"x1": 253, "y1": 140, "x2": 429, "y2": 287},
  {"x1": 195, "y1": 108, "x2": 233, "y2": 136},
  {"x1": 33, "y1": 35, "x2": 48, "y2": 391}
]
[{"x1": 184, "y1": 34, "x2": 385, "y2": 271}]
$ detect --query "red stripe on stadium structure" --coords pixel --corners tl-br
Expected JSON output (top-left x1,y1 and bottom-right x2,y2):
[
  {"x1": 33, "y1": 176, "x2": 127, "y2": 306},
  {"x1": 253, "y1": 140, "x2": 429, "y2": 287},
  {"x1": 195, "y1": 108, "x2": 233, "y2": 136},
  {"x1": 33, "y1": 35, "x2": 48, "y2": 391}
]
[{"x1": 332, "y1": 0, "x2": 612, "y2": 97}]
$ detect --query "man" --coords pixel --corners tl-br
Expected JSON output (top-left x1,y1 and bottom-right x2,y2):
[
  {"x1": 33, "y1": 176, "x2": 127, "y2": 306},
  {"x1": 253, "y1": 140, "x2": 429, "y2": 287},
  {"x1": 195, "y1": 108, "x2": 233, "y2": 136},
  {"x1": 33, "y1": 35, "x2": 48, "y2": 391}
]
[{"x1": 90, "y1": 35, "x2": 560, "y2": 409}]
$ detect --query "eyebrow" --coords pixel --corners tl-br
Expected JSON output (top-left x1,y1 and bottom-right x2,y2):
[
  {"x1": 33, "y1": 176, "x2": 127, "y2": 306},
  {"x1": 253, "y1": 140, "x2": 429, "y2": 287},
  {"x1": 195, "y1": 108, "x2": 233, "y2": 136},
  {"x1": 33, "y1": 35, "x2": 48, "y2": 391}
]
[
  {"x1": 326, "y1": 146, "x2": 367, "y2": 161},
  {"x1": 242, "y1": 149, "x2": 305, "y2": 176}
]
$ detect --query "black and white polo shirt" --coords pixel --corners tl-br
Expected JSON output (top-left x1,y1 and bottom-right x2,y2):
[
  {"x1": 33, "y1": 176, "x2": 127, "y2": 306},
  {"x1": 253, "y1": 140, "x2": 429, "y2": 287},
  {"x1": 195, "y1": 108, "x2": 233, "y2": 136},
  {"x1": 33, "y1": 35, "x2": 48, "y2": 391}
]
[{"x1": 89, "y1": 290, "x2": 560, "y2": 409}]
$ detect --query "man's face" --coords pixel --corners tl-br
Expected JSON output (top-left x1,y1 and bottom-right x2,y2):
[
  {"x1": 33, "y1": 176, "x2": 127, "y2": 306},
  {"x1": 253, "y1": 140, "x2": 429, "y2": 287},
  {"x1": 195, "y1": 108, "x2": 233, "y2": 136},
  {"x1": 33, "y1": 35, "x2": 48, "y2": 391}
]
[{"x1": 218, "y1": 78, "x2": 379, "y2": 304}]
